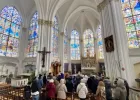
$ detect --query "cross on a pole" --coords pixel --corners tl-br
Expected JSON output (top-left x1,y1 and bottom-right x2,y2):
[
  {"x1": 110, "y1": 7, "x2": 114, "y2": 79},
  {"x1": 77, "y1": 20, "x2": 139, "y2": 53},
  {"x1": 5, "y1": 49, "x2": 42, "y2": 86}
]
[{"x1": 38, "y1": 47, "x2": 51, "y2": 67}]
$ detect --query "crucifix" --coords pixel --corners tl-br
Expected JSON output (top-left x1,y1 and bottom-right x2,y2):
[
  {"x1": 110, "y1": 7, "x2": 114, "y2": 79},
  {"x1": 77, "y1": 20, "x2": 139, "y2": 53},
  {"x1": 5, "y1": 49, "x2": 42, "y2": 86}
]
[{"x1": 38, "y1": 47, "x2": 51, "y2": 67}]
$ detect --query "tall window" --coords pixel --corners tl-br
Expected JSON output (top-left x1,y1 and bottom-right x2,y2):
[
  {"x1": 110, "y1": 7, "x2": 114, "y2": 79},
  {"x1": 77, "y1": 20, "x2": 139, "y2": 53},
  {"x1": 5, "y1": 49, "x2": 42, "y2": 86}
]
[
  {"x1": 83, "y1": 29, "x2": 94, "y2": 57},
  {"x1": 27, "y1": 12, "x2": 38, "y2": 57},
  {"x1": 64, "y1": 29, "x2": 68, "y2": 59},
  {"x1": 70, "y1": 30, "x2": 80, "y2": 60},
  {"x1": 97, "y1": 25, "x2": 104, "y2": 59},
  {"x1": 121, "y1": 0, "x2": 140, "y2": 48},
  {"x1": 0, "y1": 6, "x2": 22, "y2": 57},
  {"x1": 52, "y1": 16, "x2": 59, "y2": 57}
]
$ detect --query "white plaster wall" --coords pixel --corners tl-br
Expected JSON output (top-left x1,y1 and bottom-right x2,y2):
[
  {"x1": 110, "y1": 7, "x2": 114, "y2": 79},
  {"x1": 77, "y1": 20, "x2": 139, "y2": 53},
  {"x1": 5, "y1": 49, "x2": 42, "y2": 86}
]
[{"x1": 0, "y1": 64, "x2": 16, "y2": 76}]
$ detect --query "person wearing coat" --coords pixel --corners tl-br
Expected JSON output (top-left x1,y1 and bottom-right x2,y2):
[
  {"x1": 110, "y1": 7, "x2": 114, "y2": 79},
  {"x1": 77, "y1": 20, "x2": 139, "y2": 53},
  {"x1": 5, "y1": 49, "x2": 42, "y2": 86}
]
[
  {"x1": 76, "y1": 79, "x2": 88, "y2": 100},
  {"x1": 31, "y1": 77, "x2": 39, "y2": 100},
  {"x1": 46, "y1": 79, "x2": 56, "y2": 100},
  {"x1": 66, "y1": 77, "x2": 73, "y2": 92},
  {"x1": 113, "y1": 79, "x2": 127, "y2": 100},
  {"x1": 104, "y1": 79, "x2": 112, "y2": 100},
  {"x1": 95, "y1": 81, "x2": 106, "y2": 100},
  {"x1": 57, "y1": 79, "x2": 67, "y2": 100},
  {"x1": 124, "y1": 80, "x2": 129, "y2": 100},
  {"x1": 87, "y1": 75, "x2": 98, "y2": 94},
  {"x1": 24, "y1": 82, "x2": 31, "y2": 100}
]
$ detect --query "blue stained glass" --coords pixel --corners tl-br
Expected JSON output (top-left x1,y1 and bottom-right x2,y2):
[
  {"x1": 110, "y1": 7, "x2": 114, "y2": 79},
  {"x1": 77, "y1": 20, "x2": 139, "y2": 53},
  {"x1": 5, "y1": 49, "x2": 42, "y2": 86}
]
[
  {"x1": 121, "y1": 0, "x2": 124, "y2": 3},
  {"x1": 71, "y1": 30, "x2": 80, "y2": 60},
  {"x1": 0, "y1": 6, "x2": 22, "y2": 57},
  {"x1": 97, "y1": 26, "x2": 104, "y2": 59},
  {"x1": 98, "y1": 41, "x2": 103, "y2": 46},
  {"x1": 27, "y1": 12, "x2": 38, "y2": 57},
  {"x1": 121, "y1": 0, "x2": 140, "y2": 48},
  {"x1": 33, "y1": 31, "x2": 37, "y2": 38},
  {"x1": 15, "y1": 32, "x2": 19, "y2": 38},
  {"x1": 83, "y1": 29, "x2": 94, "y2": 57},
  {"x1": 134, "y1": 1, "x2": 140, "y2": 11},
  {"x1": 71, "y1": 44, "x2": 79, "y2": 48},
  {"x1": 51, "y1": 16, "x2": 59, "y2": 57}
]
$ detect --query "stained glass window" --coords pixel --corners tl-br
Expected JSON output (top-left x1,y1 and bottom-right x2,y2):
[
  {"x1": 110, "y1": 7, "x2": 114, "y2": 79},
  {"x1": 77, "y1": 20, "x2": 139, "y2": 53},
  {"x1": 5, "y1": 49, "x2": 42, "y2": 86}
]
[
  {"x1": 52, "y1": 16, "x2": 59, "y2": 57},
  {"x1": 64, "y1": 29, "x2": 68, "y2": 59},
  {"x1": 83, "y1": 29, "x2": 94, "y2": 57},
  {"x1": 97, "y1": 26, "x2": 104, "y2": 59},
  {"x1": 121, "y1": 0, "x2": 140, "y2": 48},
  {"x1": 71, "y1": 30, "x2": 80, "y2": 60},
  {"x1": 0, "y1": 6, "x2": 22, "y2": 57},
  {"x1": 27, "y1": 12, "x2": 38, "y2": 57}
]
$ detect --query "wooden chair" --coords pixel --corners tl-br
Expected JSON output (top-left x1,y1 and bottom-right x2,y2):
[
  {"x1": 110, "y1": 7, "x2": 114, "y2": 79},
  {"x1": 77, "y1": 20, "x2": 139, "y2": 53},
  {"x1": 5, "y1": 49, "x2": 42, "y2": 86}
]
[
  {"x1": 73, "y1": 92, "x2": 79, "y2": 100},
  {"x1": 66, "y1": 92, "x2": 73, "y2": 100}
]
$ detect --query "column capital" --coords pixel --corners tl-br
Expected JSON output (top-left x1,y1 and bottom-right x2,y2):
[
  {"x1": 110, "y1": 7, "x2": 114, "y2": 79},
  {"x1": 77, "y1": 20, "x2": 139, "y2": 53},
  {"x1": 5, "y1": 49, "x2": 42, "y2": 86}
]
[
  {"x1": 97, "y1": 0, "x2": 119, "y2": 12},
  {"x1": 38, "y1": 19, "x2": 53, "y2": 26}
]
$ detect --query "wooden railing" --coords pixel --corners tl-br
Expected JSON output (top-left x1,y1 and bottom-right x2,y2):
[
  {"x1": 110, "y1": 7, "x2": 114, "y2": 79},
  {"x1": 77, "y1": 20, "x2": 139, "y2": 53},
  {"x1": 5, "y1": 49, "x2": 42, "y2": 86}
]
[{"x1": 129, "y1": 87, "x2": 140, "y2": 100}]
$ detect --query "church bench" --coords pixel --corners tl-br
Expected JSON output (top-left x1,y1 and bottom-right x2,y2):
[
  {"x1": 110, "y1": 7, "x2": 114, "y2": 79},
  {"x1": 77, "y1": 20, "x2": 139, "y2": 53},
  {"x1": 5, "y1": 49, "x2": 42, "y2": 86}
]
[{"x1": 66, "y1": 92, "x2": 73, "y2": 100}]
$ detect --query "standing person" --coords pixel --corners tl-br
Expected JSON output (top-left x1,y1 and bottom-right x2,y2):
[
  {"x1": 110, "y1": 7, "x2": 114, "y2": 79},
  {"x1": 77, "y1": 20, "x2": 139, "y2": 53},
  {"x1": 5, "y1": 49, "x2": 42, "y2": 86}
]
[
  {"x1": 57, "y1": 79, "x2": 67, "y2": 100},
  {"x1": 104, "y1": 78, "x2": 112, "y2": 100},
  {"x1": 76, "y1": 79, "x2": 88, "y2": 100},
  {"x1": 66, "y1": 77, "x2": 73, "y2": 93},
  {"x1": 31, "y1": 77, "x2": 39, "y2": 100},
  {"x1": 87, "y1": 75, "x2": 98, "y2": 94},
  {"x1": 46, "y1": 79, "x2": 56, "y2": 100},
  {"x1": 24, "y1": 82, "x2": 31, "y2": 100},
  {"x1": 47, "y1": 73, "x2": 53, "y2": 80},
  {"x1": 113, "y1": 79, "x2": 127, "y2": 100},
  {"x1": 95, "y1": 81, "x2": 106, "y2": 100},
  {"x1": 124, "y1": 80, "x2": 129, "y2": 100},
  {"x1": 37, "y1": 74, "x2": 43, "y2": 91},
  {"x1": 43, "y1": 74, "x2": 47, "y2": 86}
]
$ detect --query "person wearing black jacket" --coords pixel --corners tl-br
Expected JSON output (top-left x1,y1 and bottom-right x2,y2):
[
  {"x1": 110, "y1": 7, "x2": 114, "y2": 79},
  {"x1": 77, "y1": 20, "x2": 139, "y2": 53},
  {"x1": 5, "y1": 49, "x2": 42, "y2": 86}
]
[
  {"x1": 124, "y1": 80, "x2": 129, "y2": 100},
  {"x1": 66, "y1": 77, "x2": 73, "y2": 92},
  {"x1": 43, "y1": 74, "x2": 47, "y2": 86},
  {"x1": 24, "y1": 82, "x2": 31, "y2": 100},
  {"x1": 31, "y1": 77, "x2": 39, "y2": 100},
  {"x1": 87, "y1": 76, "x2": 98, "y2": 94}
]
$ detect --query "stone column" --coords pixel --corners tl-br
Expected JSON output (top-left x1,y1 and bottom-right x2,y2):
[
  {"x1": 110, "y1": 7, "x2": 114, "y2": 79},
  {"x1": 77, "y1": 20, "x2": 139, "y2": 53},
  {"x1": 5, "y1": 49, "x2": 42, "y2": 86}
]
[
  {"x1": 34, "y1": 0, "x2": 54, "y2": 75},
  {"x1": 18, "y1": 27, "x2": 28, "y2": 74},
  {"x1": 68, "y1": 38, "x2": 72, "y2": 72},
  {"x1": 60, "y1": 32, "x2": 64, "y2": 73},
  {"x1": 98, "y1": 0, "x2": 136, "y2": 86}
]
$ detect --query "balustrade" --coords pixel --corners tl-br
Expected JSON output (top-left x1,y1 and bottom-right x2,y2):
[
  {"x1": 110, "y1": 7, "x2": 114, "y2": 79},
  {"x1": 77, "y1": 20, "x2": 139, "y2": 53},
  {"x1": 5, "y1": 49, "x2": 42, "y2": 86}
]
[{"x1": 129, "y1": 88, "x2": 140, "y2": 100}]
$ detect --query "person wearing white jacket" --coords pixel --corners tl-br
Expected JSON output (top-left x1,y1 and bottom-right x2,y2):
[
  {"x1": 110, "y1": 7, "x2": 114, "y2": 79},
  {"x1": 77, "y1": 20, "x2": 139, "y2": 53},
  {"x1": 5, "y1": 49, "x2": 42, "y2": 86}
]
[{"x1": 76, "y1": 79, "x2": 88, "y2": 100}]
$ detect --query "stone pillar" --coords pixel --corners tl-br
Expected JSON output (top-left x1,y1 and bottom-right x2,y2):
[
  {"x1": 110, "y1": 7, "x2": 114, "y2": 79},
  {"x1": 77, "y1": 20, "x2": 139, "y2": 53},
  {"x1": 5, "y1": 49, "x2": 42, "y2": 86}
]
[
  {"x1": 18, "y1": 27, "x2": 28, "y2": 74},
  {"x1": 68, "y1": 38, "x2": 72, "y2": 72},
  {"x1": 34, "y1": 0, "x2": 53, "y2": 75},
  {"x1": 98, "y1": 0, "x2": 136, "y2": 86},
  {"x1": 60, "y1": 32, "x2": 64, "y2": 73}
]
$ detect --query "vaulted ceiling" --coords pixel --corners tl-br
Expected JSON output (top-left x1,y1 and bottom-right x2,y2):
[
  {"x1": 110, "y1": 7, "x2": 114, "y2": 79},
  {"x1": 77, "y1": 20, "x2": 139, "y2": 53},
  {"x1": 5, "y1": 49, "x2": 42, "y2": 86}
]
[
  {"x1": 57, "y1": 0, "x2": 100, "y2": 34},
  {"x1": 2, "y1": 0, "x2": 102, "y2": 33}
]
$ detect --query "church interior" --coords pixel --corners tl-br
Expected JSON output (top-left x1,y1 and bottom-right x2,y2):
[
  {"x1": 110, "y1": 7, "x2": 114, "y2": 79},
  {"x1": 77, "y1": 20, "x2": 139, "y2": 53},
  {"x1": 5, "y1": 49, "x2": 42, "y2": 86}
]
[{"x1": 0, "y1": 0, "x2": 140, "y2": 99}]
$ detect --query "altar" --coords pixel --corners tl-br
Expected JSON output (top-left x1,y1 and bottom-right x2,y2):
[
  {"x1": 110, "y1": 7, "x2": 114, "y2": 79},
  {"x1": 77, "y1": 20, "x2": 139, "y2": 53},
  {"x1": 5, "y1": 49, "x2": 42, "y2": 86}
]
[{"x1": 81, "y1": 53, "x2": 97, "y2": 75}]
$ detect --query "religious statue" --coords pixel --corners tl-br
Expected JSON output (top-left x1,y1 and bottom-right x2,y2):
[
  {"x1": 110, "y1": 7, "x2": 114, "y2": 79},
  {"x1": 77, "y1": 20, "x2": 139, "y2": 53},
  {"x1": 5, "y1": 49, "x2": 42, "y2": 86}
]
[
  {"x1": 87, "y1": 49, "x2": 91, "y2": 57},
  {"x1": 38, "y1": 47, "x2": 51, "y2": 67}
]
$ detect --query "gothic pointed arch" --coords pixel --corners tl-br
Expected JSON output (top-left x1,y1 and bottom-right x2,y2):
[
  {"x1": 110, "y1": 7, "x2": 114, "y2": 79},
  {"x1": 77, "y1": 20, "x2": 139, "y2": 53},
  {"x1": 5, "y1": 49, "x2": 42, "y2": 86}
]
[
  {"x1": 0, "y1": 6, "x2": 22, "y2": 57},
  {"x1": 27, "y1": 12, "x2": 38, "y2": 57},
  {"x1": 70, "y1": 29, "x2": 80, "y2": 60},
  {"x1": 83, "y1": 29, "x2": 94, "y2": 57},
  {"x1": 52, "y1": 16, "x2": 59, "y2": 57}
]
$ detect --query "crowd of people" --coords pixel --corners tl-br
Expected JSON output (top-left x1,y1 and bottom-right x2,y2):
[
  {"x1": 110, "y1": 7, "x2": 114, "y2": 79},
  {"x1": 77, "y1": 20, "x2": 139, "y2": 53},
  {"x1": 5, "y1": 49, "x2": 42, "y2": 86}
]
[{"x1": 24, "y1": 72, "x2": 129, "y2": 100}]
